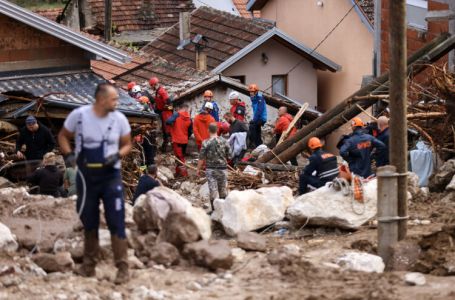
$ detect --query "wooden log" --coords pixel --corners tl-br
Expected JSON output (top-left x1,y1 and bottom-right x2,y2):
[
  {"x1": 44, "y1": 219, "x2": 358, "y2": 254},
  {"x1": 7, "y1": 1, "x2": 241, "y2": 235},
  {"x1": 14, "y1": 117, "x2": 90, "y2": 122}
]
[
  {"x1": 267, "y1": 34, "x2": 455, "y2": 164},
  {"x1": 0, "y1": 121, "x2": 18, "y2": 133},
  {"x1": 406, "y1": 112, "x2": 447, "y2": 119},
  {"x1": 258, "y1": 33, "x2": 452, "y2": 164},
  {"x1": 237, "y1": 161, "x2": 304, "y2": 172}
]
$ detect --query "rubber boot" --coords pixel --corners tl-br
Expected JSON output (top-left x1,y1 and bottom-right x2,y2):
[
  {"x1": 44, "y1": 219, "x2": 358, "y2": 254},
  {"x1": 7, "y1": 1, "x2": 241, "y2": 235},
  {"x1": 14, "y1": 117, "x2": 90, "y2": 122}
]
[
  {"x1": 75, "y1": 230, "x2": 99, "y2": 277},
  {"x1": 111, "y1": 235, "x2": 129, "y2": 285}
]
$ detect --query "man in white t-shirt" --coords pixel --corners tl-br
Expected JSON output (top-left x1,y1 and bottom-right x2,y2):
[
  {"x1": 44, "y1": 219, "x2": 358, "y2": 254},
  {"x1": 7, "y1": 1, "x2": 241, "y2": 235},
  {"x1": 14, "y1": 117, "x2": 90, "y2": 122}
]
[{"x1": 58, "y1": 83, "x2": 132, "y2": 284}]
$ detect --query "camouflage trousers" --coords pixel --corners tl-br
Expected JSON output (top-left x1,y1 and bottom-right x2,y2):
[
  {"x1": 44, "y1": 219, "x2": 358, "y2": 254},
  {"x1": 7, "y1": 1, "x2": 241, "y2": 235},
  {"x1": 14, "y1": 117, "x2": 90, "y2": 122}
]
[{"x1": 206, "y1": 168, "x2": 228, "y2": 210}]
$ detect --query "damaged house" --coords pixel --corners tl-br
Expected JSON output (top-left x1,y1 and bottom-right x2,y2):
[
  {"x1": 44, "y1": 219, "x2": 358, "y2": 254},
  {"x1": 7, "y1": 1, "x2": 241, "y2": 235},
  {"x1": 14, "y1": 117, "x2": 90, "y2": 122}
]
[
  {"x1": 108, "y1": 6, "x2": 339, "y2": 123},
  {"x1": 0, "y1": 0, "x2": 155, "y2": 126}
]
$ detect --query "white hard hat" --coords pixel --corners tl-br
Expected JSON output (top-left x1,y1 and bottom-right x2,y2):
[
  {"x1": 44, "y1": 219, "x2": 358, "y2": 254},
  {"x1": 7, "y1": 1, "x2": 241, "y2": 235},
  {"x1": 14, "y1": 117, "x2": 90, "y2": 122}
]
[
  {"x1": 204, "y1": 102, "x2": 214, "y2": 110},
  {"x1": 229, "y1": 91, "x2": 239, "y2": 100},
  {"x1": 132, "y1": 85, "x2": 142, "y2": 93}
]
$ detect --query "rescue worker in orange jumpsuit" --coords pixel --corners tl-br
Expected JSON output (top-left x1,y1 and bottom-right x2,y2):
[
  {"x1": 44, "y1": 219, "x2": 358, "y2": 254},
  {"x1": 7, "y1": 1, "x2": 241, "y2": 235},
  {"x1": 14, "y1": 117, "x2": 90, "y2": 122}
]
[
  {"x1": 194, "y1": 102, "x2": 215, "y2": 150},
  {"x1": 149, "y1": 77, "x2": 173, "y2": 151},
  {"x1": 166, "y1": 104, "x2": 192, "y2": 177},
  {"x1": 274, "y1": 106, "x2": 298, "y2": 165}
]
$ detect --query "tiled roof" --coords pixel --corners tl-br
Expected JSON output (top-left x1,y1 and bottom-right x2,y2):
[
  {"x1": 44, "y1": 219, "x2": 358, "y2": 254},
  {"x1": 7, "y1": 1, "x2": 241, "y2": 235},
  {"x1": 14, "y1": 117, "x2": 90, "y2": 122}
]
[
  {"x1": 0, "y1": 71, "x2": 153, "y2": 117},
  {"x1": 113, "y1": 55, "x2": 210, "y2": 94},
  {"x1": 233, "y1": 0, "x2": 259, "y2": 18},
  {"x1": 356, "y1": 0, "x2": 374, "y2": 25},
  {"x1": 141, "y1": 6, "x2": 273, "y2": 70},
  {"x1": 87, "y1": 0, "x2": 195, "y2": 32},
  {"x1": 91, "y1": 55, "x2": 148, "y2": 80},
  {"x1": 32, "y1": 8, "x2": 63, "y2": 22}
]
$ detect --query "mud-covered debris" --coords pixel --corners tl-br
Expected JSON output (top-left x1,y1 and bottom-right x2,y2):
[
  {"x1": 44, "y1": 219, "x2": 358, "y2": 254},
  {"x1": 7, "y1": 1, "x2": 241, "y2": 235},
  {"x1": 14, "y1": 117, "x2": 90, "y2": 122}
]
[
  {"x1": 183, "y1": 240, "x2": 234, "y2": 271},
  {"x1": 236, "y1": 232, "x2": 267, "y2": 252},
  {"x1": 429, "y1": 159, "x2": 455, "y2": 192},
  {"x1": 149, "y1": 242, "x2": 180, "y2": 266},
  {"x1": 267, "y1": 244, "x2": 301, "y2": 266},
  {"x1": 32, "y1": 252, "x2": 74, "y2": 273},
  {"x1": 387, "y1": 240, "x2": 421, "y2": 271}
]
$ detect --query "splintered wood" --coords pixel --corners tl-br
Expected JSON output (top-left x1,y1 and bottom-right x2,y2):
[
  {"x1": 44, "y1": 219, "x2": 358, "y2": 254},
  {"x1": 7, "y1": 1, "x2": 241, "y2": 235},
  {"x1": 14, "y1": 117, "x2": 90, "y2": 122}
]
[
  {"x1": 228, "y1": 169, "x2": 298, "y2": 191},
  {"x1": 407, "y1": 65, "x2": 454, "y2": 155}
]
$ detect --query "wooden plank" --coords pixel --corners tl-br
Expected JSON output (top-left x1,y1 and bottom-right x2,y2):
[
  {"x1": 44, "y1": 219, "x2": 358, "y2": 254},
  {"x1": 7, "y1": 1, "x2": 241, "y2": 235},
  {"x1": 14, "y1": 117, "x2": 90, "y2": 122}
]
[{"x1": 277, "y1": 103, "x2": 308, "y2": 145}]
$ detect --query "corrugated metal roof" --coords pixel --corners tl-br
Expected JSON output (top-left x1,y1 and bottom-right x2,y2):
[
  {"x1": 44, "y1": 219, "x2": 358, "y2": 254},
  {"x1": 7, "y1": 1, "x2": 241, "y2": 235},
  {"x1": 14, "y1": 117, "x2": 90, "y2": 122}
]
[
  {"x1": 0, "y1": 71, "x2": 154, "y2": 118},
  {"x1": 0, "y1": 0, "x2": 131, "y2": 64}
]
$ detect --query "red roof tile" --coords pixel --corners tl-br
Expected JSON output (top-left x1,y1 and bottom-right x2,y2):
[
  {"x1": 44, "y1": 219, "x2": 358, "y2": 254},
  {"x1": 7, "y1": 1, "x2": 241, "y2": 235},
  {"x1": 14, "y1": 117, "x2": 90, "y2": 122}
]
[
  {"x1": 91, "y1": 55, "x2": 147, "y2": 80},
  {"x1": 87, "y1": 0, "x2": 195, "y2": 32},
  {"x1": 141, "y1": 6, "x2": 272, "y2": 70},
  {"x1": 112, "y1": 55, "x2": 210, "y2": 93}
]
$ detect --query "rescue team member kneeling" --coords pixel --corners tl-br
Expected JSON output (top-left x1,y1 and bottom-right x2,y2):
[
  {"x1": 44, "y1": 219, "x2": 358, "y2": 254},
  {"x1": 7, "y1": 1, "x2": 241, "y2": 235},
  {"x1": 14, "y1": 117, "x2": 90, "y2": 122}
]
[
  {"x1": 58, "y1": 83, "x2": 132, "y2": 284},
  {"x1": 299, "y1": 137, "x2": 339, "y2": 195}
]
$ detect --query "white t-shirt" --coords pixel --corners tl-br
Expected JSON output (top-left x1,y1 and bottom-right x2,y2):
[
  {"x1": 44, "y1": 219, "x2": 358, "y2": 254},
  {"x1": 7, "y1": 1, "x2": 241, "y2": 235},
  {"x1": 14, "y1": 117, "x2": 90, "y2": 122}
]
[{"x1": 64, "y1": 105, "x2": 131, "y2": 169}]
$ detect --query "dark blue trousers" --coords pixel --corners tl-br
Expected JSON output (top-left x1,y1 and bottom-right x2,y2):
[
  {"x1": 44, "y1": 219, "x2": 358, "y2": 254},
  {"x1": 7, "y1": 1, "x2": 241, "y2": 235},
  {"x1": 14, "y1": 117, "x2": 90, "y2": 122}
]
[
  {"x1": 76, "y1": 171, "x2": 126, "y2": 238},
  {"x1": 299, "y1": 173, "x2": 325, "y2": 195}
]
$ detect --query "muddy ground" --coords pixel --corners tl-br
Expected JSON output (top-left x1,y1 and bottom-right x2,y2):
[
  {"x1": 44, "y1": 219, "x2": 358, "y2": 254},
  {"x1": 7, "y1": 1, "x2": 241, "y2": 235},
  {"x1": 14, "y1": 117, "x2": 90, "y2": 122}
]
[{"x1": 1, "y1": 157, "x2": 455, "y2": 299}]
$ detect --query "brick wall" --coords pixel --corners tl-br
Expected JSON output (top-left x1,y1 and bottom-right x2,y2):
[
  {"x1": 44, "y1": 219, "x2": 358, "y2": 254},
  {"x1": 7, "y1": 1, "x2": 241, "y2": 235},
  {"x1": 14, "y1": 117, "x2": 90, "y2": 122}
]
[
  {"x1": 381, "y1": 0, "x2": 449, "y2": 73},
  {"x1": 0, "y1": 14, "x2": 89, "y2": 72}
]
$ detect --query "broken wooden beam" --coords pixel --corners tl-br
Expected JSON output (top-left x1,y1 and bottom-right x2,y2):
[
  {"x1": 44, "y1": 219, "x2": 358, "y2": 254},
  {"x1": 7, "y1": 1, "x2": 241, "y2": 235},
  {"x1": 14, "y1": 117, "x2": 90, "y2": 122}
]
[
  {"x1": 257, "y1": 33, "x2": 451, "y2": 164},
  {"x1": 265, "y1": 34, "x2": 455, "y2": 164},
  {"x1": 406, "y1": 112, "x2": 447, "y2": 119}
]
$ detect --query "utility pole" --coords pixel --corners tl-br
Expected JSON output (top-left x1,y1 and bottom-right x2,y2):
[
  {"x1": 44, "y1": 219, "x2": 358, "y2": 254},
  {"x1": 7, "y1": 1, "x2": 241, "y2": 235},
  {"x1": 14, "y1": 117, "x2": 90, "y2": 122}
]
[
  {"x1": 104, "y1": 0, "x2": 112, "y2": 41},
  {"x1": 389, "y1": 0, "x2": 408, "y2": 240}
]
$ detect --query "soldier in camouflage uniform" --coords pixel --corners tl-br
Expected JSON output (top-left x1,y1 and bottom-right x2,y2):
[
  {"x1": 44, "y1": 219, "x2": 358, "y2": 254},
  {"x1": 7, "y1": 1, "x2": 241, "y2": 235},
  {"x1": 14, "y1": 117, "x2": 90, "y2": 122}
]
[{"x1": 197, "y1": 123, "x2": 232, "y2": 212}]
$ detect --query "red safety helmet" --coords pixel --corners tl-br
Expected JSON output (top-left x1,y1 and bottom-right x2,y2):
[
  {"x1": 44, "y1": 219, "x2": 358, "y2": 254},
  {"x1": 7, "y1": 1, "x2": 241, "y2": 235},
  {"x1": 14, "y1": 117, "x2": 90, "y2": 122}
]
[
  {"x1": 248, "y1": 84, "x2": 259, "y2": 92},
  {"x1": 203, "y1": 90, "x2": 213, "y2": 97},
  {"x1": 351, "y1": 117, "x2": 365, "y2": 128},
  {"x1": 127, "y1": 81, "x2": 136, "y2": 90},
  {"x1": 149, "y1": 77, "x2": 159, "y2": 86},
  {"x1": 308, "y1": 137, "x2": 323, "y2": 150}
]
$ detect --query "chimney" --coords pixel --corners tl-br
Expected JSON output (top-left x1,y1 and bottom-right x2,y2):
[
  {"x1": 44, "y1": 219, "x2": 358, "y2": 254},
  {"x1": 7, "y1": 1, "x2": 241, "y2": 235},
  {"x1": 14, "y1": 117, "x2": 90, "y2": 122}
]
[
  {"x1": 196, "y1": 50, "x2": 207, "y2": 71},
  {"x1": 179, "y1": 12, "x2": 191, "y2": 44}
]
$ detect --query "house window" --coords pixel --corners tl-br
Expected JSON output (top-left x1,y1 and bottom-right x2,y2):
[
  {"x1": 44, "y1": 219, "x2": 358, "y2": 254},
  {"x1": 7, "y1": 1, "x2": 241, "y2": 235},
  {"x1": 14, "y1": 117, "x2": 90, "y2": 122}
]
[
  {"x1": 272, "y1": 75, "x2": 288, "y2": 96},
  {"x1": 230, "y1": 76, "x2": 246, "y2": 84},
  {"x1": 406, "y1": 0, "x2": 428, "y2": 30}
]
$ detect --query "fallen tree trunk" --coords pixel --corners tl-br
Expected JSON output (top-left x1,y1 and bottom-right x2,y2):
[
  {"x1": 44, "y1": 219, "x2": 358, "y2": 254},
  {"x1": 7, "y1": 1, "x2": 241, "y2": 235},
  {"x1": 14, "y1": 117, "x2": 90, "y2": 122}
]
[
  {"x1": 267, "y1": 33, "x2": 455, "y2": 164},
  {"x1": 406, "y1": 112, "x2": 447, "y2": 119},
  {"x1": 258, "y1": 33, "x2": 451, "y2": 164}
]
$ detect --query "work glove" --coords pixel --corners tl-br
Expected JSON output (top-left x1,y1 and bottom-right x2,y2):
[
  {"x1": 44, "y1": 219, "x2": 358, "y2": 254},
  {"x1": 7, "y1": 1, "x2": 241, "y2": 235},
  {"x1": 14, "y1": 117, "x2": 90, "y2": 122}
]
[
  {"x1": 63, "y1": 152, "x2": 76, "y2": 167},
  {"x1": 104, "y1": 153, "x2": 120, "y2": 168}
]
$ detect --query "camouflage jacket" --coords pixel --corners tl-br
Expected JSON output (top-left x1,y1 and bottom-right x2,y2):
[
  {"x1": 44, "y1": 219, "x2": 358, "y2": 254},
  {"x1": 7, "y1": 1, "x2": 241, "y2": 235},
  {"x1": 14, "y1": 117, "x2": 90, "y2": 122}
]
[{"x1": 200, "y1": 136, "x2": 232, "y2": 169}]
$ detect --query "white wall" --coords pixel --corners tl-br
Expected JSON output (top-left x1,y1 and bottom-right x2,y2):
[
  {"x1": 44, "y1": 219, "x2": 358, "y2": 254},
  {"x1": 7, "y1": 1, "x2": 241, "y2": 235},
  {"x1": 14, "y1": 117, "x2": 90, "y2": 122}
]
[
  {"x1": 192, "y1": 0, "x2": 240, "y2": 15},
  {"x1": 222, "y1": 39, "x2": 318, "y2": 110}
]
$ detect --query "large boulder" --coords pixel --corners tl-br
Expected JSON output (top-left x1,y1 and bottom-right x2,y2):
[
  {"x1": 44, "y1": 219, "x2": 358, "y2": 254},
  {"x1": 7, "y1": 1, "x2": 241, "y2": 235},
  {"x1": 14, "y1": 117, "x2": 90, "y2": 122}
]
[
  {"x1": 212, "y1": 186, "x2": 294, "y2": 236},
  {"x1": 429, "y1": 159, "x2": 455, "y2": 192},
  {"x1": 133, "y1": 186, "x2": 211, "y2": 244},
  {"x1": 183, "y1": 240, "x2": 234, "y2": 271},
  {"x1": 287, "y1": 179, "x2": 377, "y2": 230},
  {"x1": 149, "y1": 242, "x2": 180, "y2": 266},
  {"x1": 0, "y1": 222, "x2": 18, "y2": 253}
]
